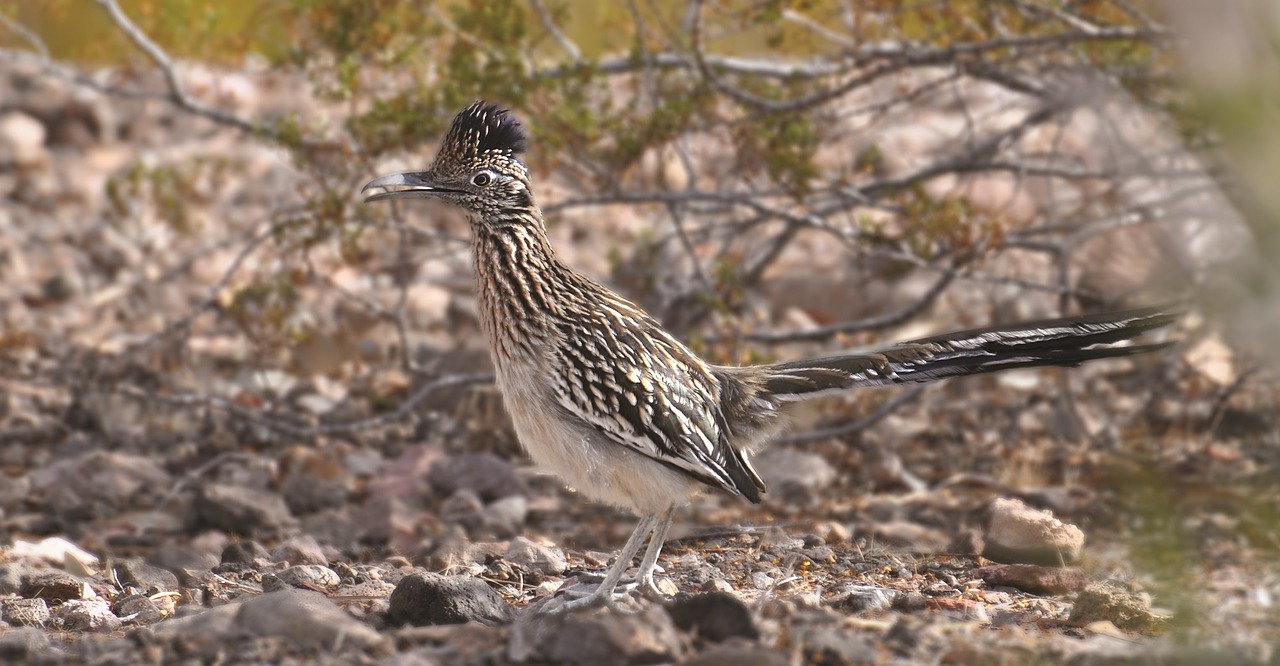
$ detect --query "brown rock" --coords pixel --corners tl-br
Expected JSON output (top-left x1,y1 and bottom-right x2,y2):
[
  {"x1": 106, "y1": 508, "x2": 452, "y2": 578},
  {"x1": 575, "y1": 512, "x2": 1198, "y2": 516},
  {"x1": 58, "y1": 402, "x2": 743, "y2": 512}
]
[
  {"x1": 984, "y1": 497, "x2": 1084, "y2": 565},
  {"x1": 976, "y1": 564, "x2": 1087, "y2": 596},
  {"x1": 1069, "y1": 581, "x2": 1165, "y2": 633}
]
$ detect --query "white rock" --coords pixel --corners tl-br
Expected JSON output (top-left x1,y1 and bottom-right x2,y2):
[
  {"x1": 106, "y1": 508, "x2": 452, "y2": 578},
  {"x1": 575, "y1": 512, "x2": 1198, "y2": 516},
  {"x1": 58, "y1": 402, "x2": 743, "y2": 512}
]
[{"x1": 0, "y1": 112, "x2": 47, "y2": 167}]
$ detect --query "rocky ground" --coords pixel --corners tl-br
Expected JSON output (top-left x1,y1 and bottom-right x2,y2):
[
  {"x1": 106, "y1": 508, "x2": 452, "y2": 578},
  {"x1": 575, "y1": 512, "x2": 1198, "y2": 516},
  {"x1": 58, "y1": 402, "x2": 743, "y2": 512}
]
[{"x1": 0, "y1": 55, "x2": 1277, "y2": 665}]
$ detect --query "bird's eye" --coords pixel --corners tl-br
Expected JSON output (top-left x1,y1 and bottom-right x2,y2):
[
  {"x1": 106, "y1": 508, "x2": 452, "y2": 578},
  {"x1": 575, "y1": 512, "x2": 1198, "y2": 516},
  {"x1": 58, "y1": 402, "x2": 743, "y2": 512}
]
[{"x1": 471, "y1": 172, "x2": 491, "y2": 187}]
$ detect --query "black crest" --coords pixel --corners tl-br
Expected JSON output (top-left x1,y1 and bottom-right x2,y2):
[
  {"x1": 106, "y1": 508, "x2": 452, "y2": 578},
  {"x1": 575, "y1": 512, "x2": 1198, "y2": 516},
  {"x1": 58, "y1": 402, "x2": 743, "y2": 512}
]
[{"x1": 440, "y1": 101, "x2": 528, "y2": 163}]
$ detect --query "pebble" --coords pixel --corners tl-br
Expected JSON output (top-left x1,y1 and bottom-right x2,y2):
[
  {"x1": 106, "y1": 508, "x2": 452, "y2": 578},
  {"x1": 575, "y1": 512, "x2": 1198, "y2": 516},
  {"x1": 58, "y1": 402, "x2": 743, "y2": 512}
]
[
  {"x1": 387, "y1": 572, "x2": 515, "y2": 627},
  {"x1": 426, "y1": 453, "x2": 530, "y2": 502},
  {"x1": 58, "y1": 599, "x2": 122, "y2": 633},
  {"x1": 271, "y1": 535, "x2": 329, "y2": 566},
  {"x1": 220, "y1": 540, "x2": 270, "y2": 566},
  {"x1": 234, "y1": 589, "x2": 387, "y2": 651},
  {"x1": 114, "y1": 558, "x2": 180, "y2": 594},
  {"x1": 2, "y1": 598, "x2": 50, "y2": 626},
  {"x1": 195, "y1": 482, "x2": 297, "y2": 534},
  {"x1": 504, "y1": 536, "x2": 568, "y2": 576},
  {"x1": 833, "y1": 584, "x2": 898, "y2": 612},
  {"x1": 265, "y1": 564, "x2": 341, "y2": 592},
  {"x1": 797, "y1": 626, "x2": 877, "y2": 666},
  {"x1": 114, "y1": 594, "x2": 163, "y2": 624},
  {"x1": 984, "y1": 497, "x2": 1084, "y2": 565}
]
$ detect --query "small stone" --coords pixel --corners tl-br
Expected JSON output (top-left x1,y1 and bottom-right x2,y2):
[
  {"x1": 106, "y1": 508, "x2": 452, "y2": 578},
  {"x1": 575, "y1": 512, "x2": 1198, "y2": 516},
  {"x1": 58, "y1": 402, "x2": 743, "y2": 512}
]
[
  {"x1": 114, "y1": 594, "x2": 163, "y2": 624},
  {"x1": 524, "y1": 604, "x2": 681, "y2": 665},
  {"x1": 114, "y1": 558, "x2": 180, "y2": 594},
  {"x1": 221, "y1": 540, "x2": 269, "y2": 566},
  {"x1": 270, "y1": 535, "x2": 329, "y2": 566},
  {"x1": 667, "y1": 592, "x2": 759, "y2": 642},
  {"x1": 2, "y1": 598, "x2": 50, "y2": 626},
  {"x1": 148, "y1": 545, "x2": 219, "y2": 586},
  {"x1": 426, "y1": 453, "x2": 530, "y2": 502},
  {"x1": 387, "y1": 572, "x2": 515, "y2": 626},
  {"x1": 0, "y1": 562, "x2": 29, "y2": 595},
  {"x1": 891, "y1": 592, "x2": 928, "y2": 612},
  {"x1": 504, "y1": 536, "x2": 567, "y2": 576},
  {"x1": 234, "y1": 589, "x2": 387, "y2": 650},
  {"x1": 0, "y1": 112, "x2": 48, "y2": 167},
  {"x1": 152, "y1": 603, "x2": 241, "y2": 648},
  {"x1": 798, "y1": 626, "x2": 877, "y2": 665},
  {"x1": 833, "y1": 585, "x2": 898, "y2": 613},
  {"x1": 195, "y1": 482, "x2": 297, "y2": 534},
  {"x1": 975, "y1": 564, "x2": 1087, "y2": 595},
  {"x1": 756, "y1": 450, "x2": 837, "y2": 506},
  {"x1": 984, "y1": 497, "x2": 1085, "y2": 565},
  {"x1": 1069, "y1": 581, "x2": 1165, "y2": 633},
  {"x1": 20, "y1": 571, "x2": 83, "y2": 604},
  {"x1": 701, "y1": 578, "x2": 735, "y2": 594},
  {"x1": 683, "y1": 646, "x2": 791, "y2": 666},
  {"x1": 0, "y1": 627, "x2": 52, "y2": 661},
  {"x1": 269, "y1": 564, "x2": 341, "y2": 592},
  {"x1": 58, "y1": 599, "x2": 122, "y2": 633},
  {"x1": 483, "y1": 495, "x2": 528, "y2": 537}
]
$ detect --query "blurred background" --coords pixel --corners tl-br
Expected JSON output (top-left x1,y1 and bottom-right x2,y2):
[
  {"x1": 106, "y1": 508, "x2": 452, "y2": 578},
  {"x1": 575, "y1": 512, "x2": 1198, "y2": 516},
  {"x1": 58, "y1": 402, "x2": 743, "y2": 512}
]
[{"x1": 0, "y1": 0, "x2": 1277, "y2": 662}]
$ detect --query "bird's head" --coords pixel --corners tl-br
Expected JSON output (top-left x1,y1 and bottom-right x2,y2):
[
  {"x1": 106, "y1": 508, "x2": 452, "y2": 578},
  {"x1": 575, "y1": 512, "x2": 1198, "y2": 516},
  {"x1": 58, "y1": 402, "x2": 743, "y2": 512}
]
[{"x1": 362, "y1": 101, "x2": 533, "y2": 218}]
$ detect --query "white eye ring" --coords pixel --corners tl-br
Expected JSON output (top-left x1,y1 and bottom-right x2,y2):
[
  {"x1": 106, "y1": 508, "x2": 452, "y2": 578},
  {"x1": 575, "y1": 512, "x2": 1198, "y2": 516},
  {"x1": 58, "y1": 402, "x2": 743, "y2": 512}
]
[{"x1": 472, "y1": 172, "x2": 491, "y2": 186}]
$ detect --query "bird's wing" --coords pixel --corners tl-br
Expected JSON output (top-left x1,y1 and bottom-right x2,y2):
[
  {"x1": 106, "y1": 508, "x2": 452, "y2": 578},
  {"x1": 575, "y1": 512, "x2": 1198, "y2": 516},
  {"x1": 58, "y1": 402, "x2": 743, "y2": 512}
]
[{"x1": 550, "y1": 306, "x2": 764, "y2": 502}]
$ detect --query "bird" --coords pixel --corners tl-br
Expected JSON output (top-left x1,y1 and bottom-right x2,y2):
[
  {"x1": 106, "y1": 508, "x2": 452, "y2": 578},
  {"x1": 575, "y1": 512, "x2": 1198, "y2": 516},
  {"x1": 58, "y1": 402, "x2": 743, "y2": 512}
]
[{"x1": 362, "y1": 100, "x2": 1176, "y2": 612}]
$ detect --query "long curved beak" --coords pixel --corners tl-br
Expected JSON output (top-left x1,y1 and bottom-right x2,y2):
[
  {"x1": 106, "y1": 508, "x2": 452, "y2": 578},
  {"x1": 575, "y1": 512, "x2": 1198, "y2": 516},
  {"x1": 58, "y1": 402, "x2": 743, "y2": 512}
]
[{"x1": 361, "y1": 171, "x2": 450, "y2": 202}]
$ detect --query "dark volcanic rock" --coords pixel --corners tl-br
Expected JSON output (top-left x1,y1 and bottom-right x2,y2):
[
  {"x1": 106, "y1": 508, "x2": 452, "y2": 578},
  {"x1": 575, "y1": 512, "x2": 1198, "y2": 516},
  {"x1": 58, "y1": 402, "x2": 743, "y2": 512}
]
[
  {"x1": 667, "y1": 592, "x2": 760, "y2": 642},
  {"x1": 220, "y1": 540, "x2": 269, "y2": 566},
  {"x1": 387, "y1": 572, "x2": 515, "y2": 626},
  {"x1": 519, "y1": 604, "x2": 682, "y2": 666}
]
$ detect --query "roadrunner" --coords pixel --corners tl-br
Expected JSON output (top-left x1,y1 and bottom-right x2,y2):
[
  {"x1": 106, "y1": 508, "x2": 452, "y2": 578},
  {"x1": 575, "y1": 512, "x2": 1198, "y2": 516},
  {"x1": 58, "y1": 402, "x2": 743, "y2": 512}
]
[{"x1": 363, "y1": 101, "x2": 1175, "y2": 611}]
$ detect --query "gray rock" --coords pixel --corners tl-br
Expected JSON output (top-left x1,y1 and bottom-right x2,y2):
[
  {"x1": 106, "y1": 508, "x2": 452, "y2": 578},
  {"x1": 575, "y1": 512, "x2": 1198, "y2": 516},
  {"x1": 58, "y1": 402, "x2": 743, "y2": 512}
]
[
  {"x1": 984, "y1": 497, "x2": 1084, "y2": 565},
  {"x1": 483, "y1": 494, "x2": 528, "y2": 537},
  {"x1": 152, "y1": 603, "x2": 241, "y2": 649},
  {"x1": 756, "y1": 449, "x2": 838, "y2": 506},
  {"x1": 220, "y1": 540, "x2": 269, "y2": 566},
  {"x1": 58, "y1": 599, "x2": 122, "y2": 633},
  {"x1": 114, "y1": 594, "x2": 163, "y2": 624},
  {"x1": 114, "y1": 557, "x2": 180, "y2": 594},
  {"x1": 504, "y1": 536, "x2": 567, "y2": 576},
  {"x1": 270, "y1": 534, "x2": 328, "y2": 566},
  {"x1": 833, "y1": 584, "x2": 898, "y2": 613},
  {"x1": 797, "y1": 626, "x2": 878, "y2": 665},
  {"x1": 195, "y1": 482, "x2": 297, "y2": 534},
  {"x1": 234, "y1": 589, "x2": 386, "y2": 651},
  {"x1": 265, "y1": 564, "x2": 341, "y2": 592},
  {"x1": 20, "y1": 570, "x2": 83, "y2": 603},
  {"x1": 667, "y1": 591, "x2": 759, "y2": 642},
  {"x1": 520, "y1": 604, "x2": 682, "y2": 665},
  {"x1": 2, "y1": 598, "x2": 50, "y2": 626},
  {"x1": 427, "y1": 453, "x2": 530, "y2": 502},
  {"x1": 684, "y1": 646, "x2": 792, "y2": 666},
  {"x1": 148, "y1": 545, "x2": 219, "y2": 586},
  {"x1": 27, "y1": 450, "x2": 170, "y2": 514},
  {"x1": 0, "y1": 626, "x2": 53, "y2": 662},
  {"x1": 387, "y1": 572, "x2": 515, "y2": 626}
]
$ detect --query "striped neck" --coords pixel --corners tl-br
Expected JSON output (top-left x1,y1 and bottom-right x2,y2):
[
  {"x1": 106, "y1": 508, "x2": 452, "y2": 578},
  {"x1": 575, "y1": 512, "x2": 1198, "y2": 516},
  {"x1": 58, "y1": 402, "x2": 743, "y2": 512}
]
[{"x1": 472, "y1": 208, "x2": 570, "y2": 358}]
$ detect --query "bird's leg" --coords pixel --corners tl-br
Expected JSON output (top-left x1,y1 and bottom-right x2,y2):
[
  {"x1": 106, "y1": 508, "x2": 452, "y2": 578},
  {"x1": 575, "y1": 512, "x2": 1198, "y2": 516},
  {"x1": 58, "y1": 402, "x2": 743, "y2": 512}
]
[
  {"x1": 632, "y1": 508, "x2": 674, "y2": 600},
  {"x1": 550, "y1": 513, "x2": 659, "y2": 612}
]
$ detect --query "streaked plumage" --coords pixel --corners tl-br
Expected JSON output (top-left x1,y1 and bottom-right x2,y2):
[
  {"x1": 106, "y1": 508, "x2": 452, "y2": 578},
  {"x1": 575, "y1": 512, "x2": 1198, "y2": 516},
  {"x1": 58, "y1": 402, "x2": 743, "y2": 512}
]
[{"x1": 363, "y1": 101, "x2": 1175, "y2": 611}]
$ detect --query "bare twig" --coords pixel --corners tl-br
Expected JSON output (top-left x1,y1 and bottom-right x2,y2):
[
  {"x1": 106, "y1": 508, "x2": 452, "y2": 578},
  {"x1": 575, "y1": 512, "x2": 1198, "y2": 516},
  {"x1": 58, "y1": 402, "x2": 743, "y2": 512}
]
[{"x1": 528, "y1": 0, "x2": 582, "y2": 62}]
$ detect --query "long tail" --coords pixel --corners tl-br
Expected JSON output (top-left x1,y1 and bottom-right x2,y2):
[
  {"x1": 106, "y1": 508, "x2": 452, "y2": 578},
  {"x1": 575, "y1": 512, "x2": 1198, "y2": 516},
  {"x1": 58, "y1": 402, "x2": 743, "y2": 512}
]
[{"x1": 759, "y1": 305, "x2": 1178, "y2": 400}]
